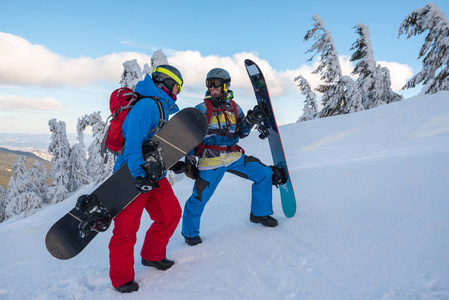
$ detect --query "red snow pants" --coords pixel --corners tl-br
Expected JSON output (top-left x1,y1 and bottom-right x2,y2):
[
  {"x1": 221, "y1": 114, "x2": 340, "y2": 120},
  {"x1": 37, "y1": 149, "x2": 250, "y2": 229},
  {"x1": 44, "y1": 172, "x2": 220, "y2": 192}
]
[{"x1": 108, "y1": 177, "x2": 182, "y2": 288}]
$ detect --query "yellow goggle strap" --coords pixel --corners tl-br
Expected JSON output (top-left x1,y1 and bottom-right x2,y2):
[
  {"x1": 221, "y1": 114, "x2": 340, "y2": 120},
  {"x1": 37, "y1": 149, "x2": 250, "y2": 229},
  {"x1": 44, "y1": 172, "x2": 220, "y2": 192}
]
[{"x1": 153, "y1": 67, "x2": 183, "y2": 92}]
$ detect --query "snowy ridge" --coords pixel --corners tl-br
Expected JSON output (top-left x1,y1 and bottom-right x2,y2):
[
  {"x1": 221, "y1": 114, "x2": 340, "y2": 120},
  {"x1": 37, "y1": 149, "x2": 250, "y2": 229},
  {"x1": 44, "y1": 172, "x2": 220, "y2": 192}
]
[{"x1": 0, "y1": 93, "x2": 448, "y2": 299}]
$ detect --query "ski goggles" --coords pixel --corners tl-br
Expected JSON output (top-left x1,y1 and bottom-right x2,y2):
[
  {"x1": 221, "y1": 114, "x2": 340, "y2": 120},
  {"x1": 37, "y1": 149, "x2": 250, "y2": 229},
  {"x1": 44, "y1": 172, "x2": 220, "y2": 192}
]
[
  {"x1": 206, "y1": 78, "x2": 230, "y2": 89},
  {"x1": 153, "y1": 67, "x2": 183, "y2": 92}
]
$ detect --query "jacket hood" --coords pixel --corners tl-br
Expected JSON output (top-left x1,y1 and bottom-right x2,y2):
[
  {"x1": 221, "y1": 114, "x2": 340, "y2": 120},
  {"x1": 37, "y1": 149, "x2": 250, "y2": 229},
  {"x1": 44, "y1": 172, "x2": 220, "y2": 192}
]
[{"x1": 135, "y1": 74, "x2": 180, "y2": 115}]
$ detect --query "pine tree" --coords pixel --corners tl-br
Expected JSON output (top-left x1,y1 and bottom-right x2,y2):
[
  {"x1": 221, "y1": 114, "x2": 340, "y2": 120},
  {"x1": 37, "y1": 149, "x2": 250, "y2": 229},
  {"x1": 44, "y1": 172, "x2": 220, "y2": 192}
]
[
  {"x1": 2, "y1": 156, "x2": 47, "y2": 220},
  {"x1": 0, "y1": 185, "x2": 6, "y2": 222},
  {"x1": 350, "y1": 24, "x2": 402, "y2": 109},
  {"x1": 26, "y1": 160, "x2": 48, "y2": 203},
  {"x1": 142, "y1": 49, "x2": 169, "y2": 76},
  {"x1": 47, "y1": 119, "x2": 70, "y2": 203},
  {"x1": 85, "y1": 112, "x2": 113, "y2": 185},
  {"x1": 4, "y1": 155, "x2": 28, "y2": 219},
  {"x1": 399, "y1": 3, "x2": 449, "y2": 94},
  {"x1": 119, "y1": 59, "x2": 142, "y2": 90},
  {"x1": 341, "y1": 76, "x2": 364, "y2": 113},
  {"x1": 371, "y1": 66, "x2": 403, "y2": 107},
  {"x1": 294, "y1": 75, "x2": 319, "y2": 122},
  {"x1": 350, "y1": 24, "x2": 377, "y2": 108},
  {"x1": 151, "y1": 49, "x2": 169, "y2": 69},
  {"x1": 67, "y1": 143, "x2": 90, "y2": 192},
  {"x1": 304, "y1": 13, "x2": 346, "y2": 118}
]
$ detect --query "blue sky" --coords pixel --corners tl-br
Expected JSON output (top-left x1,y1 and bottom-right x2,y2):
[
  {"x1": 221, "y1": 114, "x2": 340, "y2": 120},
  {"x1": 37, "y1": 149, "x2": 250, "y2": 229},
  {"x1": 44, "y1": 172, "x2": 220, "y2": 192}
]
[{"x1": 1, "y1": 0, "x2": 448, "y2": 136}]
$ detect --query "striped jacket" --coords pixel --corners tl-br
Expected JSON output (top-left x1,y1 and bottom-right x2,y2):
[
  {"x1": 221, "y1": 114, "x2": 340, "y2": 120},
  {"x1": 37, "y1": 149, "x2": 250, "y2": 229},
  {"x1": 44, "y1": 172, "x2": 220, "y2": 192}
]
[{"x1": 186, "y1": 92, "x2": 254, "y2": 170}]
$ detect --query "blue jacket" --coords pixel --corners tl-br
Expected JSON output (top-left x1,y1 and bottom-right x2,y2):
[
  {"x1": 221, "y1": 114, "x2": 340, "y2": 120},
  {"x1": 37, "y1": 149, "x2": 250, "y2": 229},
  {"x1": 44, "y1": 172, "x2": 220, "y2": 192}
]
[{"x1": 113, "y1": 74, "x2": 179, "y2": 177}]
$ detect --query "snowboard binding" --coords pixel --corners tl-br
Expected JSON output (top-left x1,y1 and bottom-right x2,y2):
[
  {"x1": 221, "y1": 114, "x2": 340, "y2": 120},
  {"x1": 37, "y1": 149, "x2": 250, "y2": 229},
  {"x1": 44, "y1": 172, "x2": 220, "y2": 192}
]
[
  {"x1": 270, "y1": 165, "x2": 288, "y2": 188},
  {"x1": 76, "y1": 194, "x2": 112, "y2": 238},
  {"x1": 257, "y1": 123, "x2": 270, "y2": 139},
  {"x1": 141, "y1": 140, "x2": 165, "y2": 181}
]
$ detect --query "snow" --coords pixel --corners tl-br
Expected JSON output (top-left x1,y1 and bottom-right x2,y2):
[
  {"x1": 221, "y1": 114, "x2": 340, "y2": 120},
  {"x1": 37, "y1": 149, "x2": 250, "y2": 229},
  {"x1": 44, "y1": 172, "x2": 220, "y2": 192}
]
[{"x1": 1, "y1": 92, "x2": 449, "y2": 299}]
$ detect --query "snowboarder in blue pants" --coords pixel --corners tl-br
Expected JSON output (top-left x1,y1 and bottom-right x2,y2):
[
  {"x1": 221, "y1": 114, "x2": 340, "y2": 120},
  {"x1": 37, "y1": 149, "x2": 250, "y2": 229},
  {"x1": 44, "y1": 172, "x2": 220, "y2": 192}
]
[{"x1": 182, "y1": 68, "x2": 287, "y2": 246}]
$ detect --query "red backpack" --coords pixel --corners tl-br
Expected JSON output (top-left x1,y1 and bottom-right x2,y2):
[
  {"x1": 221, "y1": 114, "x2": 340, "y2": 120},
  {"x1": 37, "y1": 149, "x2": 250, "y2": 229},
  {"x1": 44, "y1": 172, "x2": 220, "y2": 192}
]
[{"x1": 102, "y1": 87, "x2": 165, "y2": 156}]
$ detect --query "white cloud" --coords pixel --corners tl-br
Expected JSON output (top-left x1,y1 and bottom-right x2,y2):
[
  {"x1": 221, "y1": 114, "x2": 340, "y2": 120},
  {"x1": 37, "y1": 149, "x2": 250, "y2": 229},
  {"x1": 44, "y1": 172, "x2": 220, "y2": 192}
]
[
  {"x1": 0, "y1": 31, "x2": 413, "y2": 97},
  {"x1": 0, "y1": 32, "x2": 152, "y2": 87},
  {"x1": 0, "y1": 95, "x2": 64, "y2": 111}
]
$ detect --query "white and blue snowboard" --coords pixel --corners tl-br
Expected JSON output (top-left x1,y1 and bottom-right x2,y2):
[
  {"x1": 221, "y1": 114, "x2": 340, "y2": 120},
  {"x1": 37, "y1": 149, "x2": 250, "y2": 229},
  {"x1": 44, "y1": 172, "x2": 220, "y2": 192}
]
[{"x1": 244, "y1": 59, "x2": 296, "y2": 218}]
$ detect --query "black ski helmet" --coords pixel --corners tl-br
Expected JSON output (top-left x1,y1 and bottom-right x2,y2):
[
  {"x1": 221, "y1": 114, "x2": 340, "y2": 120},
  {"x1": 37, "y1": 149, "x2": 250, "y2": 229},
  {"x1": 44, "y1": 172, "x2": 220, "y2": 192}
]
[
  {"x1": 152, "y1": 65, "x2": 184, "y2": 93},
  {"x1": 206, "y1": 68, "x2": 231, "y2": 93}
]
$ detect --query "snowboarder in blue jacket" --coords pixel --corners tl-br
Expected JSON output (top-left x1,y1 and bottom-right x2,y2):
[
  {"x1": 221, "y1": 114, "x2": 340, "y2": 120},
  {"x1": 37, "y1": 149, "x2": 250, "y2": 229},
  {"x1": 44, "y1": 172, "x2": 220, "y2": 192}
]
[
  {"x1": 110, "y1": 65, "x2": 185, "y2": 293},
  {"x1": 181, "y1": 68, "x2": 287, "y2": 246}
]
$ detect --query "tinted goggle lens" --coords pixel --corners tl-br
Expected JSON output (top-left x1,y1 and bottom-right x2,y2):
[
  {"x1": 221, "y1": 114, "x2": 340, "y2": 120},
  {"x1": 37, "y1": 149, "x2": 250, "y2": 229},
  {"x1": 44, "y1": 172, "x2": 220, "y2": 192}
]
[{"x1": 206, "y1": 78, "x2": 223, "y2": 88}]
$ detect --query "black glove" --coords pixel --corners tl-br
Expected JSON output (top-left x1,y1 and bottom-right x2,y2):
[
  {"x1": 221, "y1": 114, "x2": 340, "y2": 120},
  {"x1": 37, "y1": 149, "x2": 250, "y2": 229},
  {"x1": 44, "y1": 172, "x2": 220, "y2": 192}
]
[
  {"x1": 135, "y1": 176, "x2": 159, "y2": 193},
  {"x1": 185, "y1": 164, "x2": 199, "y2": 180},
  {"x1": 169, "y1": 161, "x2": 186, "y2": 174},
  {"x1": 247, "y1": 102, "x2": 271, "y2": 124}
]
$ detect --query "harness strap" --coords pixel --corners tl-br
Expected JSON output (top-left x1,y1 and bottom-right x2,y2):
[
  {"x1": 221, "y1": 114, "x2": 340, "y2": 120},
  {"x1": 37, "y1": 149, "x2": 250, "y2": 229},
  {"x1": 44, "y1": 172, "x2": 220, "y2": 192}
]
[{"x1": 194, "y1": 143, "x2": 245, "y2": 156}]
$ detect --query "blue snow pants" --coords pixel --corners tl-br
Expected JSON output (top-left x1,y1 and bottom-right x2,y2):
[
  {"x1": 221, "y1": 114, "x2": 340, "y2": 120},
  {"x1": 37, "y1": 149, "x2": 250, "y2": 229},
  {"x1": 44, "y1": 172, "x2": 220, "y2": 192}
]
[{"x1": 181, "y1": 155, "x2": 273, "y2": 238}]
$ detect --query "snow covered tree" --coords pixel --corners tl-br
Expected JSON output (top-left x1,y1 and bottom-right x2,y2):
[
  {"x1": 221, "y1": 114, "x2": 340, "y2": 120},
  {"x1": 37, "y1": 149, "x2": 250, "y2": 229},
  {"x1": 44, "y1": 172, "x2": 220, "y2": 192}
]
[
  {"x1": 4, "y1": 155, "x2": 28, "y2": 218},
  {"x1": 350, "y1": 24, "x2": 402, "y2": 109},
  {"x1": 341, "y1": 76, "x2": 364, "y2": 113},
  {"x1": 2, "y1": 156, "x2": 48, "y2": 220},
  {"x1": 84, "y1": 112, "x2": 114, "y2": 185},
  {"x1": 304, "y1": 13, "x2": 347, "y2": 118},
  {"x1": 142, "y1": 49, "x2": 169, "y2": 76},
  {"x1": 350, "y1": 24, "x2": 377, "y2": 108},
  {"x1": 399, "y1": 3, "x2": 449, "y2": 94},
  {"x1": 119, "y1": 59, "x2": 142, "y2": 90},
  {"x1": 26, "y1": 160, "x2": 48, "y2": 203},
  {"x1": 294, "y1": 75, "x2": 319, "y2": 122},
  {"x1": 371, "y1": 66, "x2": 403, "y2": 107},
  {"x1": 47, "y1": 119, "x2": 70, "y2": 203},
  {"x1": 151, "y1": 49, "x2": 169, "y2": 69},
  {"x1": 0, "y1": 185, "x2": 6, "y2": 222},
  {"x1": 67, "y1": 143, "x2": 90, "y2": 192}
]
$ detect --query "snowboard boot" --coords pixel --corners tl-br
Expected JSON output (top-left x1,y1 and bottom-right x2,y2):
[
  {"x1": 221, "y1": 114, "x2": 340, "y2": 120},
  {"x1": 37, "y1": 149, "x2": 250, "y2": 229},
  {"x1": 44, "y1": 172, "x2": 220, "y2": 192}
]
[
  {"x1": 141, "y1": 257, "x2": 174, "y2": 270},
  {"x1": 116, "y1": 280, "x2": 139, "y2": 293},
  {"x1": 183, "y1": 235, "x2": 202, "y2": 246},
  {"x1": 250, "y1": 212, "x2": 278, "y2": 227},
  {"x1": 270, "y1": 165, "x2": 288, "y2": 187}
]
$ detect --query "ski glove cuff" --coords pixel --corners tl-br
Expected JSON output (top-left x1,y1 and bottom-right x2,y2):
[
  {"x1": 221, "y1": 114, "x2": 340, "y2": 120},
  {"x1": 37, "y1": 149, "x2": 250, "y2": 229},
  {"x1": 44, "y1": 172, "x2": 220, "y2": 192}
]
[
  {"x1": 169, "y1": 161, "x2": 186, "y2": 174},
  {"x1": 135, "y1": 176, "x2": 159, "y2": 193},
  {"x1": 185, "y1": 164, "x2": 199, "y2": 180}
]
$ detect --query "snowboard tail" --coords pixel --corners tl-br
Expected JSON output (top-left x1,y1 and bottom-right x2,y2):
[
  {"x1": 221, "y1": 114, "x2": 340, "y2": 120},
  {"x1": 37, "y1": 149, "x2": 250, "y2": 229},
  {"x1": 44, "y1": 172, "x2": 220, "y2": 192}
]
[
  {"x1": 46, "y1": 107, "x2": 208, "y2": 259},
  {"x1": 244, "y1": 59, "x2": 297, "y2": 218}
]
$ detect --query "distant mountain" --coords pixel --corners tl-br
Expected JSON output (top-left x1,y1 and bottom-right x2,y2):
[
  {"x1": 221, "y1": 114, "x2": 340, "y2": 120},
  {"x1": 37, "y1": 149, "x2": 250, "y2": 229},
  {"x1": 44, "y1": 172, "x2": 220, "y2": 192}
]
[
  {"x1": 0, "y1": 147, "x2": 52, "y2": 189},
  {"x1": 0, "y1": 132, "x2": 93, "y2": 151}
]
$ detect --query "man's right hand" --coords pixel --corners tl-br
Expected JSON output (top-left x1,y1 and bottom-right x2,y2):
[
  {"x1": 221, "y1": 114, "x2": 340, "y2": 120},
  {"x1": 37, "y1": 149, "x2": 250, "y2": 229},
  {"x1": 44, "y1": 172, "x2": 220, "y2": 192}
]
[{"x1": 185, "y1": 164, "x2": 199, "y2": 180}]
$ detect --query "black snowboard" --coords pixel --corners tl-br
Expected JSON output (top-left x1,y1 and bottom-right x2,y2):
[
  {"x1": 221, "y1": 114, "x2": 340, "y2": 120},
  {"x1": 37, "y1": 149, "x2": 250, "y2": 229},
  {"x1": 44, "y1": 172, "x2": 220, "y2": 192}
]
[
  {"x1": 45, "y1": 107, "x2": 208, "y2": 260},
  {"x1": 244, "y1": 59, "x2": 296, "y2": 218}
]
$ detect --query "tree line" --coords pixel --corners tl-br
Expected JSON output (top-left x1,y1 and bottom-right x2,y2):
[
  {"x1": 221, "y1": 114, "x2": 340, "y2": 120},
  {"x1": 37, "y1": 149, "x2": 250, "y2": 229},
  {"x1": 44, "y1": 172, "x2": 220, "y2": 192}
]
[{"x1": 297, "y1": 3, "x2": 449, "y2": 122}]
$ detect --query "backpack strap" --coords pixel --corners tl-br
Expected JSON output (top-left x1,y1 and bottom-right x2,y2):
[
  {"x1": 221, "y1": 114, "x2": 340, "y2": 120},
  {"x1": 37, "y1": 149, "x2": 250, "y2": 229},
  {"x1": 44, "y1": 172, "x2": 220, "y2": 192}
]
[
  {"x1": 204, "y1": 98, "x2": 238, "y2": 124},
  {"x1": 136, "y1": 94, "x2": 166, "y2": 134}
]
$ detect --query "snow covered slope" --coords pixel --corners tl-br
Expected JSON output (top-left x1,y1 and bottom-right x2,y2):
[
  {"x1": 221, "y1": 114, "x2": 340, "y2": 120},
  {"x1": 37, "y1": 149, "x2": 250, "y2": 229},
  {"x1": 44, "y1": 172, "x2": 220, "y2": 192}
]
[{"x1": 0, "y1": 92, "x2": 448, "y2": 299}]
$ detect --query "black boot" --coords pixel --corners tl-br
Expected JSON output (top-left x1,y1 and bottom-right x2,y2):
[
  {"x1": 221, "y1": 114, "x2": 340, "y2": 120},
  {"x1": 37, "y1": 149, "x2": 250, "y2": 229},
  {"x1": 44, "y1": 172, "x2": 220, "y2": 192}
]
[
  {"x1": 116, "y1": 280, "x2": 139, "y2": 293},
  {"x1": 183, "y1": 235, "x2": 202, "y2": 246},
  {"x1": 141, "y1": 258, "x2": 174, "y2": 270},
  {"x1": 250, "y1": 212, "x2": 278, "y2": 227}
]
